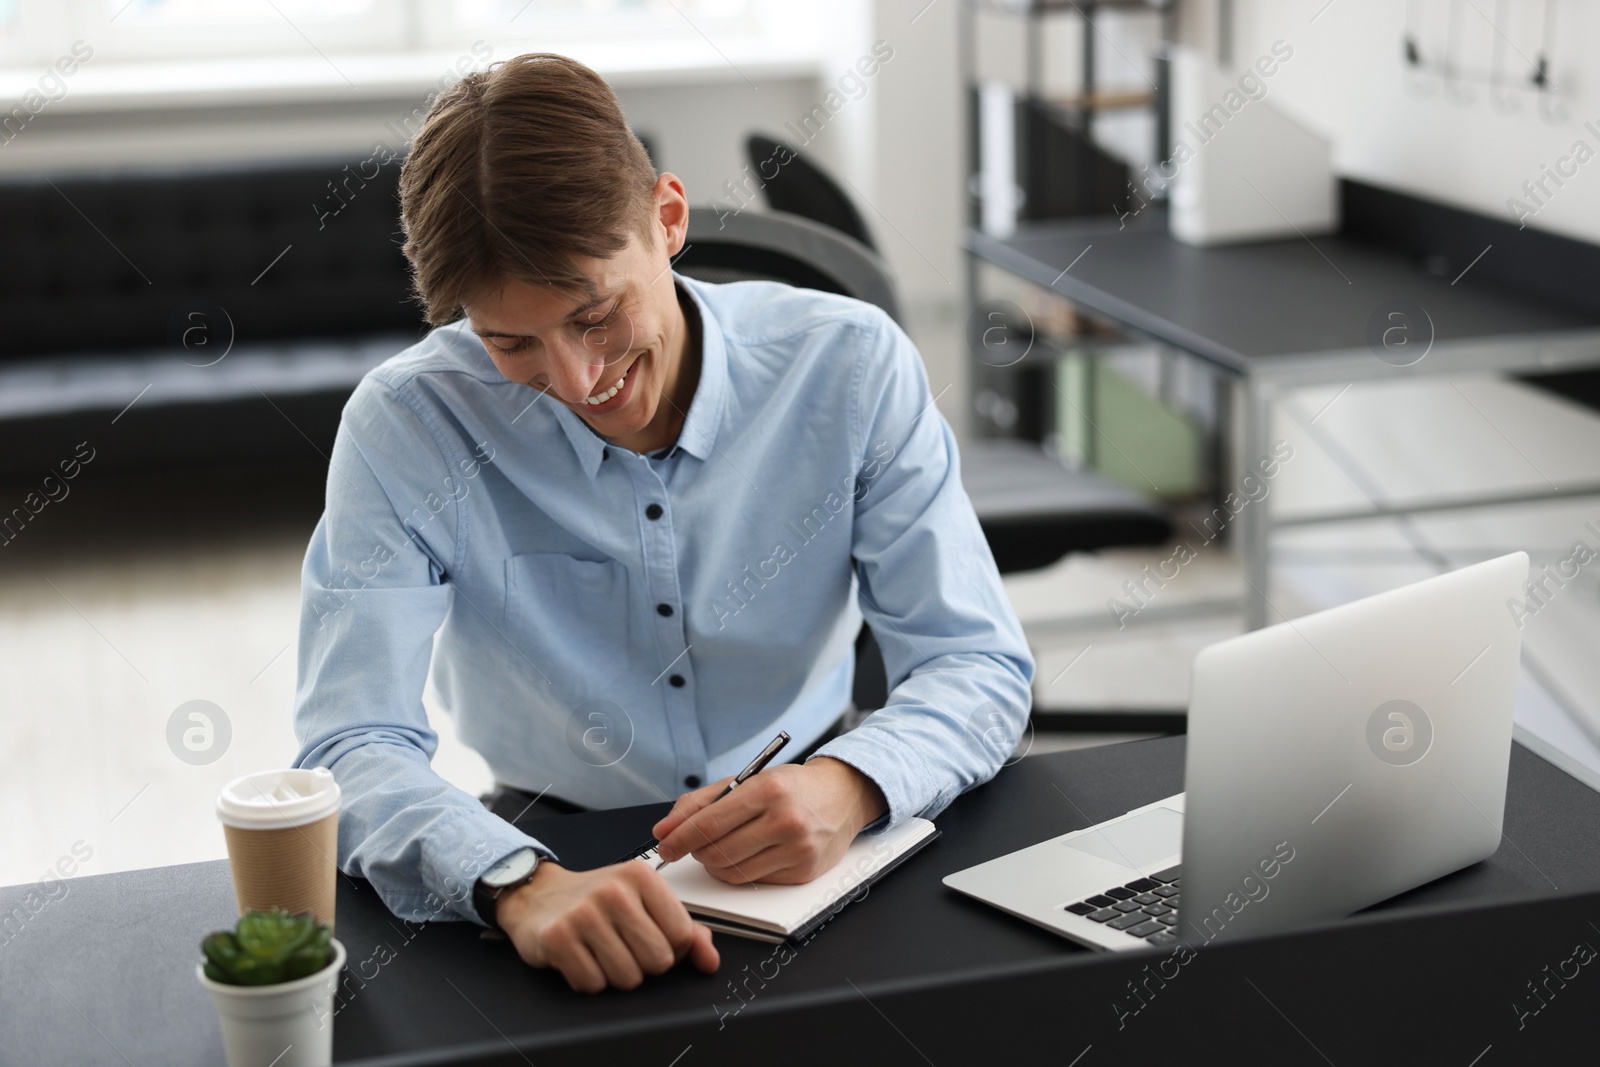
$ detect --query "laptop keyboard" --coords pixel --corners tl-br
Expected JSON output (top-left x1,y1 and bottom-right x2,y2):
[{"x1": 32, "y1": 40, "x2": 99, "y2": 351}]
[{"x1": 1063, "y1": 865, "x2": 1181, "y2": 947}]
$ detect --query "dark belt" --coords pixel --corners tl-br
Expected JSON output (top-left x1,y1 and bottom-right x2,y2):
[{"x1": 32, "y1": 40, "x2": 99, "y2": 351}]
[
  {"x1": 481, "y1": 786, "x2": 587, "y2": 824},
  {"x1": 483, "y1": 713, "x2": 851, "y2": 826}
]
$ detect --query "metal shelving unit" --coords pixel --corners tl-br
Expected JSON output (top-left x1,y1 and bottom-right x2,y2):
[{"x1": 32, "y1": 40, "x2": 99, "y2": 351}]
[
  {"x1": 958, "y1": 0, "x2": 1190, "y2": 473},
  {"x1": 958, "y1": 0, "x2": 1175, "y2": 231}
]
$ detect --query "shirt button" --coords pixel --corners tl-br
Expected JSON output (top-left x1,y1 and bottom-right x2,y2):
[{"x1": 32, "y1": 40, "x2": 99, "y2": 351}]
[
  {"x1": 669, "y1": 674, "x2": 685, "y2": 687},
  {"x1": 684, "y1": 775, "x2": 701, "y2": 788},
  {"x1": 656, "y1": 603, "x2": 674, "y2": 617},
  {"x1": 645, "y1": 503, "x2": 663, "y2": 520}
]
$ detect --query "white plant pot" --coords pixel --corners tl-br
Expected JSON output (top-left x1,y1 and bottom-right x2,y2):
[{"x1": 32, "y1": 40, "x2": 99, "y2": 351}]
[{"x1": 198, "y1": 938, "x2": 346, "y2": 1067}]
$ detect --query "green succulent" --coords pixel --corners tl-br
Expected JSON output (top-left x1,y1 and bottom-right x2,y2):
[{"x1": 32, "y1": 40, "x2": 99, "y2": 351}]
[{"x1": 201, "y1": 908, "x2": 334, "y2": 986}]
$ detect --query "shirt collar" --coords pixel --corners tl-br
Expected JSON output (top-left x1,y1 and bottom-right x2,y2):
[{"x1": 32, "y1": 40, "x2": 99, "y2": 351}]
[{"x1": 552, "y1": 272, "x2": 727, "y2": 478}]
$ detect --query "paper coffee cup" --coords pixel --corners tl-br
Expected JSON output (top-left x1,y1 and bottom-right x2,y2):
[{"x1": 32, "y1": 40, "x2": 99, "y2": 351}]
[{"x1": 217, "y1": 768, "x2": 341, "y2": 931}]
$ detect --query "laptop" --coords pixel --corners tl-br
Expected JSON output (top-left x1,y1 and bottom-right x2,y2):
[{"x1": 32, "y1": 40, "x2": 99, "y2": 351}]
[{"x1": 944, "y1": 552, "x2": 1530, "y2": 951}]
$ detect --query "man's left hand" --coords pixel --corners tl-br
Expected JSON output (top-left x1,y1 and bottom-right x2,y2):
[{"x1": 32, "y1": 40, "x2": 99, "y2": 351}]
[{"x1": 650, "y1": 757, "x2": 888, "y2": 884}]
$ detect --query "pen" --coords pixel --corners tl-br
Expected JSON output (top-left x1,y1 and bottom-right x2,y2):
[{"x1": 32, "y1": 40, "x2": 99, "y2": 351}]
[{"x1": 635, "y1": 730, "x2": 791, "y2": 870}]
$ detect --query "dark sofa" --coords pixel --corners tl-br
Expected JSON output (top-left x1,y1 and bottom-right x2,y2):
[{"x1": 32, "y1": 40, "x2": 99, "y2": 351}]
[{"x1": 0, "y1": 158, "x2": 424, "y2": 481}]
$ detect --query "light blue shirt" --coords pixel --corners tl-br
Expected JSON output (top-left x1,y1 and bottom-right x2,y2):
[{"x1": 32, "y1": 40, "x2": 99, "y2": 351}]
[{"x1": 291, "y1": 274, "x2": 1034, "y2": 925}]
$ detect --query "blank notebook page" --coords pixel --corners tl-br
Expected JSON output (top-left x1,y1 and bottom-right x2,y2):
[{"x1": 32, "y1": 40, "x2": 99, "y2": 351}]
[{"x1": 658, "y1": 817, "x2": 938, "y2": 937}]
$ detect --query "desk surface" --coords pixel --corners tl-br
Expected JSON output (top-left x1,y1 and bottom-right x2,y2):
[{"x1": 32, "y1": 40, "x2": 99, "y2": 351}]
[
  {"x1": 6, "y1": 737, "x2": 1600, "y2": 1065},
  {"x1": 967, "y1": 213, "x2": 1600, "y2": 375}
]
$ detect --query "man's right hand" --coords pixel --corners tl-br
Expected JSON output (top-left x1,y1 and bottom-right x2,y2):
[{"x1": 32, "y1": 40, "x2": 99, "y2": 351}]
[{"x1": 495, "y1": 859, "x2": 720, "y2": 993}]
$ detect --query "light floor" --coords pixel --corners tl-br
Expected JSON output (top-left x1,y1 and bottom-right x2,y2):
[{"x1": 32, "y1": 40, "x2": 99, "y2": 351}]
[{"x1": 6, "y1": 371, "x2": 1600, "y2": 888}]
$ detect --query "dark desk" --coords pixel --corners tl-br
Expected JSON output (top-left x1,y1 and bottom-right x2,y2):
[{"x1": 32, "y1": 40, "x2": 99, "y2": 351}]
[
  {"x1": 968, "y1": 212, "x2": 1598, "y2": 375},
  {"x1": 7, "y1": 738, "x2": 1600, "y2": 1065},
  {"x1": 967, "y1": 212, "x2": 1600, "y2": 629}
]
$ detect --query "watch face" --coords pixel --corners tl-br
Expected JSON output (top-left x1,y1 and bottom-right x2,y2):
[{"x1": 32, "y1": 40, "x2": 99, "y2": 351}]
[{"x1": 483, "y1": 848, "x2": 538, "y2": 888}]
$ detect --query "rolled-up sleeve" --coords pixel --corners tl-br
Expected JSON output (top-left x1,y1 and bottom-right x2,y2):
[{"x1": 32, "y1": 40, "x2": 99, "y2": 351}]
[
  {"x1": 808, "y1": 314, "x2": 1036, "y2": 830},
  {"x1": 291, "y1": 376, "x2": 551, "y2": 925}
]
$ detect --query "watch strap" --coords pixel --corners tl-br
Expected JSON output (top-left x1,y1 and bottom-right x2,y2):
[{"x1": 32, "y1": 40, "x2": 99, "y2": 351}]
[{"x1": 473, "y1": 848, "x2": 540, "y2": 931}]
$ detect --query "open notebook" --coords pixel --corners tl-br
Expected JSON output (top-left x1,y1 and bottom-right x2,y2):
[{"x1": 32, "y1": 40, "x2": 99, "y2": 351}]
[{"x1": 655, "y1": 818, "x2": 939, "y2": 943}]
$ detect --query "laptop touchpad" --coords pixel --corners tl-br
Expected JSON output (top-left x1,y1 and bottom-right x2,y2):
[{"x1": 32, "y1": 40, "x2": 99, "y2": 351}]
[{"x1": 1062, "y1": 807, "x2": 1183, "y2": 870}]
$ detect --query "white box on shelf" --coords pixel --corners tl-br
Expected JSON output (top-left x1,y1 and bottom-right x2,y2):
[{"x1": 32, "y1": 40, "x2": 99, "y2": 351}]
[{"x1": 1167, "y1": 46, "x2": 1337, "y2": 247}]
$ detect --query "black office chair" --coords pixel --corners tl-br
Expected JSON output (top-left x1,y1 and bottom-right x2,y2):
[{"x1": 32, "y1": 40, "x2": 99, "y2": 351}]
[
  {"x1": 740, "y1": 137, "x2": 1170, "y2": 553},
  {"x1": 745, "y1": 135, "x2": 878, "y2": 253},
  {"x1": 677, "y1": 208, "x2": 1174, "y2": 723},
  {"x1": 741, "y1": 140, "x2": 1178, "y2": 724}
]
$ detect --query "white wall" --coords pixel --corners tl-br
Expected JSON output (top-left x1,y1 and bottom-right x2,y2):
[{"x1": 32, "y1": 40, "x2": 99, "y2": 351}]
[
  {"x1": 0, "y1": 3, "x2": 978, "y2": 432},
  {"x1": 869, "y1": 0, "x2": 967, "y2": 433},
  {"x1": 0, "y1": 73, "x2": 829, "y2": 186},
  {"x1": 625, "y1": 2, "x2": 971, "y2": 434},
  {"x1": 636, "y1": 0, "x2": 971, "y2": 433},
  {"x1": 1193, "y1": 0, "x2": 1600, "y2": 245},
  {"x1": 617, "y1": 0, "x2": 874, "y2": 239},
  {"x1": 617, "y1": 79, "x2": 840, "y2": 213}
]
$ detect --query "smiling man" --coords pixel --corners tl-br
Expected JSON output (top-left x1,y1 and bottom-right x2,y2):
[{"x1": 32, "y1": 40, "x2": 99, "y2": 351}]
[{"x1": 292, "y1": 52, "x2": 1032, "y2": 994}]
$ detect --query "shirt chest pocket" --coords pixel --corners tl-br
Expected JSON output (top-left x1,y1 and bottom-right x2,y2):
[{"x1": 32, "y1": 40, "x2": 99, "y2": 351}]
[{"x1": 503, "y1": 553, "x2": 632, "y2": 695}]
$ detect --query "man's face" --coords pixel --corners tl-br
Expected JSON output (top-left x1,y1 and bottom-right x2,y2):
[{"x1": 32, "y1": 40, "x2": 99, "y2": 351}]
[{"x1": 465, "y1": 193, "x2": 687, "y2": 445}]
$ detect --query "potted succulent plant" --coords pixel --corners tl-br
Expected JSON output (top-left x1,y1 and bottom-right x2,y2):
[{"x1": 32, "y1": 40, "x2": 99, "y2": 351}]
[{"x1": 197, "y1": 908, "x2": 346, "y2": 1067}]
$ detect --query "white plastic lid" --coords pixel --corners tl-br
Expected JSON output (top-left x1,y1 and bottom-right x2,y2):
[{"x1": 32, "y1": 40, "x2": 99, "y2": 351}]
[{"x1": 216, "y1": 767, "x2": 341, "y2": 829}]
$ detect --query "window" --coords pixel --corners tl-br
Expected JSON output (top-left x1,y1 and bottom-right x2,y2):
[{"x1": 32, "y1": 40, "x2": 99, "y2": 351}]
[
  {"x1": 421, "y1": 0, "x2": 760, "y2": 53},
  {"x1": 86, "y1": 0, "x2": 408, "y2": 61},
  {"x1": 456, "y1": 0, "x2": 750, "y2": 24},
  {"x1": 110, "y1": 0, "x2": 380, "y2": 20},
  {"x1": 0, "y1": 0, "x2": 760, "y2": 67}
]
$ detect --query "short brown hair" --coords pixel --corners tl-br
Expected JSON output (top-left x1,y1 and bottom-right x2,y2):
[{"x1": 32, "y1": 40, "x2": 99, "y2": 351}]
[{"x1": 398, "y1": 53, "x2": 658, "y2": 326}]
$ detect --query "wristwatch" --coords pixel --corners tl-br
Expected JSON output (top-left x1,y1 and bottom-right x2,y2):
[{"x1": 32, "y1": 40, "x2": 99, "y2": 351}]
[{"x1": 473, "y1": 847, "x2": 542, "y2": 931}]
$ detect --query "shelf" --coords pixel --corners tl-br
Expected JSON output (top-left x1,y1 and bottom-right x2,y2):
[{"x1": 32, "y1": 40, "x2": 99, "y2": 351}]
[
  {"x1": 0, "y1": 40, "x2": 826, "y2": 115},
  {"x1": 972, "y1": 302, "x2": 1147, "y2": 371},
  {"x1": 1045, "y1": 90, "x2": 1157, "y2": 114},
  {"x1": 967, "y1": 0, "x2": 1171, "y2": 14}
]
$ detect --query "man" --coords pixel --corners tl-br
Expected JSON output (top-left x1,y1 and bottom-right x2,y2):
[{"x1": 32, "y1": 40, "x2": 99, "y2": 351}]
[{"x1": 292, "y1": 52, "x2": 1032, "y2": 995}]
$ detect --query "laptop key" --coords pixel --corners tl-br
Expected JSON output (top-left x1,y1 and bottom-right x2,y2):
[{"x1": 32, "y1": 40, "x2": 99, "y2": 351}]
[
  {"x1": 1086, "y1": 894, "x2": 1117, "y2": 908},
  {"x1": 1147, "y1": 931, "x2": 1179, "y2": 947},
  {"x1": 1150, "y1": 866, "x2": 1182, "y2": 883},
  {"x1": 1153, "y1": 884, "x2": 1180, "y2": 898},
  {"x1": 1126, "y1": 920, "x2": 1165, "y2": 938},
  {"x1": 1065, "y1": 901, "x2": 1098, "y2": 916},
  {"x1": 1142, "y1": 903, "x2": 1172, "y2": 916},
  {"x1": 1124, "y1": 878, "x2": 1159, "y2": 893},
  {"x1": 1133, "y1": 892, "x2": 1160, "y2": 905},
  {"x1": 1112, "y1": 900, "x2": 1142, "y2": 913},
  {"x1": 1105, "y1": 886, "x2": 1137, "y2": 900},
  {"x1": 1107, "y1": 912, "x2": 1148, "y2": 930},
  {"x1": 1086, "y1": 907, "x2": 1120, "y2": 923},
  {"x1": 1157, "y1": 913, "x2": 1179, "y2": 926}
]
